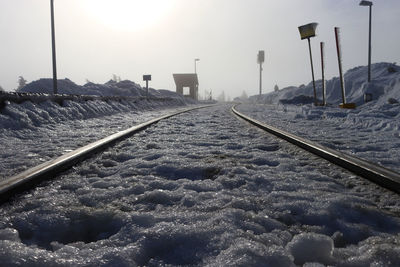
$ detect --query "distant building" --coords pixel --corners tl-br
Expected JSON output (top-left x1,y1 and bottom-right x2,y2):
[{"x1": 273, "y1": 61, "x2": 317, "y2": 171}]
[{"x1": 173, "y1": 73, "x2": 199, "y2": 100}]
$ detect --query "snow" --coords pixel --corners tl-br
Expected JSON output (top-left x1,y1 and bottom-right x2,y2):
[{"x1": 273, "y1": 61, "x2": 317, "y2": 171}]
[
  {"x1": 18, "y1": 78, "x2": 166, "y2": 98},
  {"x1": 0, "y1": 65, "x2": 400, "y2": 266},
  {"x1": 237, "y1": 63, "x2": 400, "y2": 173},
  {"x1": 252, "y1": 62, "x2": 400, "y2": 106},
  {"x1": 286, "y1": 233, "x2": 334, "y2": 265}
]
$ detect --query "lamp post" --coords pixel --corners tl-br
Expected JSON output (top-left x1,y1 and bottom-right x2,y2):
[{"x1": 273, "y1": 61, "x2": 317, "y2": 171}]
[
  {"x1": 359, "y1": 0, "x2": 373, "y2": 82},
  {"x1": 50, "y1": 0, "x2": 58, "y2": 94},
  {"x1": 298, "y1": 23, "x2": 318, "y2": 105},
  {"x1": 194, "y1": 58, "x2": 200, "y2": 74}
]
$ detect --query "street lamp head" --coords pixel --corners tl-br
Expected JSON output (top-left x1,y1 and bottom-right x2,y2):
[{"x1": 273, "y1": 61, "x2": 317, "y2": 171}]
[
  {"x1": 195, "y1": 58, "x2": 200, "y2": 61},
  {"x1": 298, "y1": 22, "x2": 318, "y2": 40},
  {"x1": 359, "y1": 0, "x2": 373, "y2": 6}
]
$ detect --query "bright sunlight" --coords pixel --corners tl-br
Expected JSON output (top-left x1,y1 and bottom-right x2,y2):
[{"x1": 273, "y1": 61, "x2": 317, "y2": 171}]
[{"x1": 83, "y1": 0, "x2": 176, "y2": 32}]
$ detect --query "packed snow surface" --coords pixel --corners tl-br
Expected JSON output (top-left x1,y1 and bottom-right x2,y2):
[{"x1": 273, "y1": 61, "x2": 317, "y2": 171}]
[
  {"x1": 0, "y1": 63, "x2": 400, "y2": 265},
  {"x1": 238, "y1": 63, "x2": 400, "y2": 173},
  {"x1": 1, "y1": 105, "x2": 400, "y2": 266},
  {"x1": 0, "y1": 97, "x2": 192, "y2": 179}
]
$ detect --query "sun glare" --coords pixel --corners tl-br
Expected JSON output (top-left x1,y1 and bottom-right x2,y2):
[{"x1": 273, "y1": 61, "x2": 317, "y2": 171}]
[{"x1": 84, "y1": 0, "x2": 175, "y2": 32}]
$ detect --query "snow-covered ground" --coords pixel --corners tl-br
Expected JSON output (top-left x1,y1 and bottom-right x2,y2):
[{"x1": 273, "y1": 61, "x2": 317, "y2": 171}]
[
  {"x1": 0, "y1": 98, "x2": 194, "y2": 180},
  {"x1": 237, "y1": 63, "x2": 400, "y2": 173},
  {"x1": 1, "y1": 78, "x2": 198, "y2": 180},
  {"x1": 0, "y1": 63, "x2": 400, "y2": 266},
  {"x1": 1, "y1": 105, "x2": 400, "y2": 266}
]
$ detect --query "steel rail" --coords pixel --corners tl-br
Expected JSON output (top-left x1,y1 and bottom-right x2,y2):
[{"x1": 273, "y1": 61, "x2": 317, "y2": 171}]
[
  {"x1": 232, "y1": 104, "x2": 400, "y2": 194},
  {"x1": 0, "y1": 105, "x2": 213, "y2": 204}
]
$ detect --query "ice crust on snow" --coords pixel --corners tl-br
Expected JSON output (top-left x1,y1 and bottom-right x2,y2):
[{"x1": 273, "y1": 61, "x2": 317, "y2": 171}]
[
  {"x1": 1, "y1": 104, "x2": 400, "y2": 266},
  {"x1": 0, "y1": 64, "x2": 400, "y2": 265},
  {"x1": 238, "y1": 63, "x2": 400, "y2": 173},
  {"x1": 286, "y1": 233, "x2": 334, "y2": 265}
]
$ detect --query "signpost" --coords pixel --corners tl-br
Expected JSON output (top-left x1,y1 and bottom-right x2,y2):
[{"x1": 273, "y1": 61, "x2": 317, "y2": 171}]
[
  {"x1": 143, "y1": 75, "x2": 151, "y2": 98},
  {"x1": 257, "y1": 50, "x2": 265, "y2": 96},
  {"x1": 298, "y1": 23, "x2": 318, "y2": 105}
]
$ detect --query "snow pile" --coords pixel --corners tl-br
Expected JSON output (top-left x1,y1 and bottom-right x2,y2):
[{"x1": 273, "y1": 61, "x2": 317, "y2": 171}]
[
  {"x1": 18, "y1": 78, "x2": 160, "y2": 98},
  {"x1": 253, "y1": 62, "x2": 400, "y2": 106},
  {"x1": 0, "y1": 97, "x2": 188, "y2": 131},
  {"x1": 0, "y1": 78, "x2": 197, "y2": 131},
  {"x1": 286, "y1": 233, "x2": 334, "y2": 265}
]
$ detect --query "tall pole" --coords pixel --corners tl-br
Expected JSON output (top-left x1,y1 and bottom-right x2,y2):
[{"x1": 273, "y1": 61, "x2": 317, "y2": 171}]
[
  {"x1": 50, "y1": 0, "x2": 58, "y2": 94},
  {"x1": 367, "y1": 4, "x2": 372, "y2": 82},
  {"x1": 146, "y1": 80, "x2": 149, "y2": 98},
  {"x1": 307, "y1": 38, "x2": 317, "y2": 105},
  {"x1": 259, "y1": 62, "x2": 262, "y2": 96},
  {"x1": 320, "y1": 42, "x2": 326, "y2": 106},
  {"x1": 335, "y1": 27, "x2": 346, "y2": 105},
  {"x1": 194, "y1": 58, "x2": 200, "y2": 74}
]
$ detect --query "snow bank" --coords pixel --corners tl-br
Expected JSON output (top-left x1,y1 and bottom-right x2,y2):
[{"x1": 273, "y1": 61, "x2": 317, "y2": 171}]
[
  {"x1": 0, "y1": 97, "x2": 188, "y2": 131},
  {"x1": 253, "y1": 62, "x2": 400, "y2": 106},
  {"x1": 19, "y1": 78, "x2": 147, "y2": 97},
  {"x1": 0, "y1": 78, "x2": 197, "y2": 131}
]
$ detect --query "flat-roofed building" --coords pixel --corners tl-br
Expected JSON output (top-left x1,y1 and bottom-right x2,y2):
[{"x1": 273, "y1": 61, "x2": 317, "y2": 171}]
[{"x1": 173, "y1": 73, "x2": 198, "y2": 100}]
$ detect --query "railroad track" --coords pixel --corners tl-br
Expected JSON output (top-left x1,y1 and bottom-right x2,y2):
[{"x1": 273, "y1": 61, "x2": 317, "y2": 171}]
[
  {"x1": 1, "y1": 104, "x2": 400, "y2": 266},
  {"x1": 0, "y1": 105, "x2": 213, "y2": 204},
  {"x1": 232, "y1": 104, "x2": 400, "y2": 194},
  {"x1": 2, "y1": 104, "x2": 400, "y2": 204}
]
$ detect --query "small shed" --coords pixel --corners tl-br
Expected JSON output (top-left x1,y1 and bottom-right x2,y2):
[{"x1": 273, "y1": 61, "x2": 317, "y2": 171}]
[{"x1": 173, "y1": 73, "x2": 199, "y2": 100}]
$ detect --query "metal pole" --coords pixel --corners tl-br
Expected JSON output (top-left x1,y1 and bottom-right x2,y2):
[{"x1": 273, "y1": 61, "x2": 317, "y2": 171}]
[
  {"x1": 259, "y1": 62, "x2": 262, "y2": 96},
  {"x1": 335, "y1": 27, "x2": 346, "y2": 104},
  {"x1": 194, "y1": 59, "x2": 199, "y2": 74},
  {"x1": 146, "y1": 80, "x2": 149, "y2": 98},
  {"x1": 307, "y1": 38, "x2": 317, "y2": 105},
  {"x1": 320, "y1": 42, "x2": 326, "y2": 106},
  {"x1": 367, "y1": 5, "x2": 372, "y2": 82},
  {"x1": 50, "y1": 0, "x2": 58, "y2": 95}
]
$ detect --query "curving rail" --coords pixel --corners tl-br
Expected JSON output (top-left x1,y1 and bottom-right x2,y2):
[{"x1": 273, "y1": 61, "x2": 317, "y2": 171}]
[
  {"x1": 232, "y1": 104, "x2": 400, "y2": 194},
  {"x1": 0, "y1": 105, "x2": 213, "y2": 204}
]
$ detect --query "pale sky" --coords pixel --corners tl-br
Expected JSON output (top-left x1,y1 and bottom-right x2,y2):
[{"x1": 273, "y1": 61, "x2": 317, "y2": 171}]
[{"x1": 0, "y1": 0, "x2": 399, "y2": 99}]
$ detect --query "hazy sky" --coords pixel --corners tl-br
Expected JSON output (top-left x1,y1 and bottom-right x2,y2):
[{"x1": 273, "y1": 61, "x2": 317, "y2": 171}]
[{"x1": 1, "y1": 0, "x2": 399, "y2": 99}]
